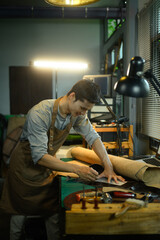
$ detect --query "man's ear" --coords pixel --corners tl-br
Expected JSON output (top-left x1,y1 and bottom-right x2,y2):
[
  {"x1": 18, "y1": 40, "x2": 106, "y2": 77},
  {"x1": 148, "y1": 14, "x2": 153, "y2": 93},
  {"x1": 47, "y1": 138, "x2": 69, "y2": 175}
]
[{"x1": 68, "y1": 92, "x2": 76, "y2": 101}]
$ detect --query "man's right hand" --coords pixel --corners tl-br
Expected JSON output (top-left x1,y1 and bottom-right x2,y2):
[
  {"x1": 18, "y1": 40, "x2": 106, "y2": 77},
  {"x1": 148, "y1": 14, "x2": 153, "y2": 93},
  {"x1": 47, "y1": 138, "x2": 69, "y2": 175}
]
[{"x1": 75, "y1": 165, "x2": 98, "y2": 182}]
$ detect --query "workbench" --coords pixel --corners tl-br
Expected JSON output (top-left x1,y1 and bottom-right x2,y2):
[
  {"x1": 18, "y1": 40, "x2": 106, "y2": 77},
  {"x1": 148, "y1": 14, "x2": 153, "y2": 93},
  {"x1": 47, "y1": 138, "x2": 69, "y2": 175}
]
[{"x1": 59, "y1": 159, "x2": 160, "y2": 238}]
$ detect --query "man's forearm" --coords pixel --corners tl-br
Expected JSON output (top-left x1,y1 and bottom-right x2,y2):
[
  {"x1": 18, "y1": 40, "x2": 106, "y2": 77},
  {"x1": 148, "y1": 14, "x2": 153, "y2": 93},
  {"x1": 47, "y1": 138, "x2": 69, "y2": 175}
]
[
  {"x1": 38, "y1": 153, "x2": 99, "y2": 182},
  {"x1": 38, "y1": 154, "x2": 78, "y2": 173},
  {"x1": 92, "y1": 138, "x2": 125, "y2": 183},
  {"x1": 92, "y1": 138, "x2": 113, "y2": 170}
]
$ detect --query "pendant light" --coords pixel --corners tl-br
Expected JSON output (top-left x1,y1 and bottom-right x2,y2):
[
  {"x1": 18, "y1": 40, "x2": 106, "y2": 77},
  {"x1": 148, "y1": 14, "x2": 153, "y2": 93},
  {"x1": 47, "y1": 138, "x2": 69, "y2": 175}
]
[{"x1": 45, "y1": 0, "x2": 100, "y2": 7}]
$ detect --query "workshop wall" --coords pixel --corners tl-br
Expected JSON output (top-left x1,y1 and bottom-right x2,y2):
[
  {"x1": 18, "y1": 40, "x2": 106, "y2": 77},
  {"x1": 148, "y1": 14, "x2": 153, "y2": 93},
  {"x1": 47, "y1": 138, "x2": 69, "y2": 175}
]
[{"x1": 0, "y1": 18, "x2": 101, "y2": 114}]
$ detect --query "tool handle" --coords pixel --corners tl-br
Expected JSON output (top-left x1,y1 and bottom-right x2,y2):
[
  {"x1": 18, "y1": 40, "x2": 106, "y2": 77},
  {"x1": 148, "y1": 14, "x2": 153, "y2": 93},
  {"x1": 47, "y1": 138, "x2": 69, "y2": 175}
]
[
  {"x1": 76, "y1": 191, "x2": 101, "y2": 202},
  {"x1": 75, "y1": 194, "x2": 81, "y2": 202},
  {"x1": 113, "y1": 191, "x2": 136, "y2": 198},
  {"x1": 114, "y1": 206, "x2": 130, "y2": 218}
]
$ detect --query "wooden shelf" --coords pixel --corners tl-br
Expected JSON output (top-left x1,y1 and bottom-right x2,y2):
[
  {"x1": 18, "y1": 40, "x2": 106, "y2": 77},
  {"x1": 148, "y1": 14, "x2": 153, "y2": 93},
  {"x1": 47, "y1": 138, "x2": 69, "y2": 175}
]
[{"x1": 93, "y1": 125, "x2": 133, "y2": 156}]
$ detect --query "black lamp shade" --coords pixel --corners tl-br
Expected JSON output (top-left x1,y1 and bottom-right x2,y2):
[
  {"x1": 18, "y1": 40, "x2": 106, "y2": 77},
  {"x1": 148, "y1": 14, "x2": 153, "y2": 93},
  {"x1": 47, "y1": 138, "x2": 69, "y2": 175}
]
[{"x1": 114, "y1": 56, "x2": 150, "y2": 98}]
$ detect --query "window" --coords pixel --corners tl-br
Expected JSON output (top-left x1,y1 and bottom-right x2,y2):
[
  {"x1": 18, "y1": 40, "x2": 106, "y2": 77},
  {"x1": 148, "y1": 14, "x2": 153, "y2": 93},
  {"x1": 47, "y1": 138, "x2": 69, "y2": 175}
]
[
  {"x1": 119, "y1": 41, "x2": 123, "y2": 60},
  {"x1": 108, "y1": 19, "x2": 117, "y2": 38},
  {"x1": 138, "y1": 0, "x2": 160, "y2": 140},
  {"x1": 111, "y1": 49, "x2": 115, "y2": 65},
  {"x1": 106, "y1": 19, "x2": 125, "y2": 40}
]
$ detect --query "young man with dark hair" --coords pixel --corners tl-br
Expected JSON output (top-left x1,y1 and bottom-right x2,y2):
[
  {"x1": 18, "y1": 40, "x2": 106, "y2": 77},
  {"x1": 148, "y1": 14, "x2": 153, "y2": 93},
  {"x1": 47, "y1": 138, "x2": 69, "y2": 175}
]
[
  {"x1": 67, "y1": 79, "x2": 100, "y2": 103},
  {"x1": 1, "y1": 80, "x2": 124, "y2": 240}
]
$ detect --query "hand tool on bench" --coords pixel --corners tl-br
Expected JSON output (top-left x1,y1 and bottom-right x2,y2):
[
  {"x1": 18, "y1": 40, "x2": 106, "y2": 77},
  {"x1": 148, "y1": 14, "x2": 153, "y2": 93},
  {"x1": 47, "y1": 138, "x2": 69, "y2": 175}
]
[
  {"x1": 113, "y1": 198, "x2": 145, "y2": 218},
  {"x1": 75, "y1": 190, "x2": 112, "y2": 203}
]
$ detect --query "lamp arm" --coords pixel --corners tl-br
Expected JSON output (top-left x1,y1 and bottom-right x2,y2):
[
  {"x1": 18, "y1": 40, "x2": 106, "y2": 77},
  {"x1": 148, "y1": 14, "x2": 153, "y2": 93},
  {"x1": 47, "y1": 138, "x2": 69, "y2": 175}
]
[
  {"x1": 100, "y1": 94, "x2": 117, "y2": 120},
  {"x1": 144, "y1": 70, "x2": 160, "y2": 96}
]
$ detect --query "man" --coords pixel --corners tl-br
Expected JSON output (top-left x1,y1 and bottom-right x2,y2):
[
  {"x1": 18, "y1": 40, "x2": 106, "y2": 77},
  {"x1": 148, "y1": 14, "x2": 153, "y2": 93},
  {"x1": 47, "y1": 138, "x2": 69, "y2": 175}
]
[{"x1": 0, "y1": 80, "x2": 125, "y2": 239}]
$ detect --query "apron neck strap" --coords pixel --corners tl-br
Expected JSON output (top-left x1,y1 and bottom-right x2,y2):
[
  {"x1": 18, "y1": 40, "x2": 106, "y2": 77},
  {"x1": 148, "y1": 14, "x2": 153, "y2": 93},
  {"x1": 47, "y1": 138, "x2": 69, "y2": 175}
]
[{"x1": 51, "y1": 97, "x2": 62, "y2": 126}]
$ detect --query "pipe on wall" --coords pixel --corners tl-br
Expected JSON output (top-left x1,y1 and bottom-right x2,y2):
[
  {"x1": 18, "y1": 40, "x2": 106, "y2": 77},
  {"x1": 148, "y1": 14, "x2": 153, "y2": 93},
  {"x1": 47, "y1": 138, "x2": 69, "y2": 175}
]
[{"x1": 0, "y1": 6, "x2": 126, "y2": 19}]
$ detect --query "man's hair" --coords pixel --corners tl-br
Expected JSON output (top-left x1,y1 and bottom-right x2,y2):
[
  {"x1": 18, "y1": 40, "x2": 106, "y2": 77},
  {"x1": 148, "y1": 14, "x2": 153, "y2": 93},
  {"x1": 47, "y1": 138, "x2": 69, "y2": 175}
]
[{"x1": 67, "y1": 79, "x2": 101, "y2": 104}]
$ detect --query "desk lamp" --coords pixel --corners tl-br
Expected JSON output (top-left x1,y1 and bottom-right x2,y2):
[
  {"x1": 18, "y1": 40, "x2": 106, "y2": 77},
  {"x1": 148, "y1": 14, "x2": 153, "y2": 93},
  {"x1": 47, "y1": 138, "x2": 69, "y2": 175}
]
[{"x1": 114, "y1": 56, "x2": 160, "y2": 98}]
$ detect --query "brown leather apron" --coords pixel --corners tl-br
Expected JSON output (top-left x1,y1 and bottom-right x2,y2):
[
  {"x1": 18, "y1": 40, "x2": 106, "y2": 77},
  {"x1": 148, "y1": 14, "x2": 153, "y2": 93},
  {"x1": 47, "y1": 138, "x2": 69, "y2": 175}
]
[{"x1": 0, "y1": 98, "x2": 72, "y2": 216}]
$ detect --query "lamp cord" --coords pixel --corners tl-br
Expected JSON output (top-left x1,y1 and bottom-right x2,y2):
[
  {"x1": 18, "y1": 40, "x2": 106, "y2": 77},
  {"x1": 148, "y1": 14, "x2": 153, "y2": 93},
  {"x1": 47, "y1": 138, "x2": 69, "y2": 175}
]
[
  {"x1": 100, "y1": 94, "x2": 125, "y2": 156},
  {"x1": 100, "y1": 94, "x2": 117, "y2": 120}
]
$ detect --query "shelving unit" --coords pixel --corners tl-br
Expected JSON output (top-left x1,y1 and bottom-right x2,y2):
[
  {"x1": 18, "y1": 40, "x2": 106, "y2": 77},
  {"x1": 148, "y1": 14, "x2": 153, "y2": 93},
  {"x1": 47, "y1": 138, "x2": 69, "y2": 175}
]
[{"x1": 93, "y1": 124, "x2": 133, "y2": 157}]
